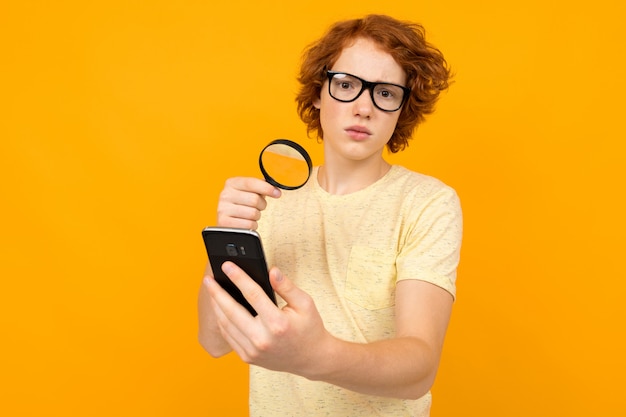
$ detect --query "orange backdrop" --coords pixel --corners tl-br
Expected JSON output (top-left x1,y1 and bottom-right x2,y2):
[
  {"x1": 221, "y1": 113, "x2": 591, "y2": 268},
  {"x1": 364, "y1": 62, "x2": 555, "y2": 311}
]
[{"x1": 1, "y1": 1, "x2": 624, "y2": 416}]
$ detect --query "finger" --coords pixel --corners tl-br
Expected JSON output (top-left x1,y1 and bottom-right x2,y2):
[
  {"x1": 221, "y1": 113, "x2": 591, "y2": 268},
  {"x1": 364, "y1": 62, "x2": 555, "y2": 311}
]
[
  {"x1": 217, "y1": 202, "x2": 262, "y2": 230},
  {"x1": 211, "y1": 295, "x2": 255, "y2": 360},
  {"x1": 225, "y1": 177, "x2": 281, "y2": 199},
  {"x1": 217, "y1": 178, "x2": 281, "y2": 229},
  {"x1": 268, "y1": 267, "x2": 313, "y2": 312},
  {"x1": 203, "y1": 274, "x2": 253, "y2": 321},
  {"x1": 208, "y1": 268, "x2": 275, "y2": 361},
  {"x1": 219, "y1": 189, "x2": 268, "y2": 213},
  {"x1": 221, "y1": 261, "x2": 278, "y2": 316},
  {"x1": 217, "y1": 216, "x2": 259, "y2": 231}
]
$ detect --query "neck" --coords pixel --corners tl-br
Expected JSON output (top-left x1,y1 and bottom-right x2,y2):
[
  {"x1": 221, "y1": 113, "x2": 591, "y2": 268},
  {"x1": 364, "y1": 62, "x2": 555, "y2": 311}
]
[{"x1": 317, "y1": 157, "x2": 391, "y2": 195}]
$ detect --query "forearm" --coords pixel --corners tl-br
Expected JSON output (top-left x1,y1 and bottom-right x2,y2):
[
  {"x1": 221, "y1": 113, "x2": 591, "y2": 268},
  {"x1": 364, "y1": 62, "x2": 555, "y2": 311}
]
[
  {"x1": 304, "y1": 335, "x2": 439, "y2": 400},
  {"x1": 198, "y1": 274, "x2": 232, "y2": 357}
]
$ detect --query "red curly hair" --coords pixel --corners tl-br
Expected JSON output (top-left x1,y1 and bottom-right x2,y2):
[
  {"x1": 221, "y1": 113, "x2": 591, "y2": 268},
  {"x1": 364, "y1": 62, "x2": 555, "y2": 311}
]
[{"x1": 296, "y1": 14, "x2": 452, "y2": 153}]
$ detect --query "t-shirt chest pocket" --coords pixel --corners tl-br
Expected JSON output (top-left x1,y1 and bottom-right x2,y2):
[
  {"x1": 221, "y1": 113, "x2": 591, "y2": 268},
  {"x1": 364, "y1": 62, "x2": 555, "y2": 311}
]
[{"x1": 344, "y1": 246, "x2": 397, "y2": 310}]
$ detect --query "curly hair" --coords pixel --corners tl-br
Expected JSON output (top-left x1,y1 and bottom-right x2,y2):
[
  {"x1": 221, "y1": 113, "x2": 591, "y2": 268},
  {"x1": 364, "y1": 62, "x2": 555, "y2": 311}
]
[{"x1": 296, "y1": 14, "x2": 452, "y2": 153}]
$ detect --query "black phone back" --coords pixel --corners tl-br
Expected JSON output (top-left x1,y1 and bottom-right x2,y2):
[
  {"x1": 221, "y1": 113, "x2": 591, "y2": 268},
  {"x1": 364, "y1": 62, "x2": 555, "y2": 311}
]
[{"x1": 202, "y1": 227, "x2": 276, "y2": 316}]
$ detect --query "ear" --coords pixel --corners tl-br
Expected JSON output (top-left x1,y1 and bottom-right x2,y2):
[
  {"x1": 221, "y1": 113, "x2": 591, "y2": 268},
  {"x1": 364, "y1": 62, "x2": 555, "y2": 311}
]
[{"x1": 313, "y1": 96, "x2": 321, "y2": 109}]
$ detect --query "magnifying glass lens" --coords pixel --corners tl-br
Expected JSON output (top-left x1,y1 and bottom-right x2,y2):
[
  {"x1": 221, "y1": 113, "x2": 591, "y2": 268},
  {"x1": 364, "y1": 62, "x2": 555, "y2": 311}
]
[{"x1": 259, "y1": 140, "x2": 312, "y2": 190}]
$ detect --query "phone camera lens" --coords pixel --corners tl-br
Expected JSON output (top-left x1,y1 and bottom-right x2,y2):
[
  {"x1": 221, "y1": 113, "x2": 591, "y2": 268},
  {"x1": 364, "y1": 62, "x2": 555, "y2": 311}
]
[{"x1": 226, "y1": 244, "x2": 238, "y2": 256}]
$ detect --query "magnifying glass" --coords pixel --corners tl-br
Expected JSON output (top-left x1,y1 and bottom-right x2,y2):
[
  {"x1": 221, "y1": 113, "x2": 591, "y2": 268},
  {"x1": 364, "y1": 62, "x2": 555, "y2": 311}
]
[{"x1": 259, "y1": 139, "x2": 312, "y2": 190}]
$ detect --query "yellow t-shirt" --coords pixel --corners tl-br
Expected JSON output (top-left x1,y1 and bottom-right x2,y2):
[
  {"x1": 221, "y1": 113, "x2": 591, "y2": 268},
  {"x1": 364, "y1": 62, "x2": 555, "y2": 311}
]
[{"x1": 254, "y1": 165, "x2": 463, "y2": 417}]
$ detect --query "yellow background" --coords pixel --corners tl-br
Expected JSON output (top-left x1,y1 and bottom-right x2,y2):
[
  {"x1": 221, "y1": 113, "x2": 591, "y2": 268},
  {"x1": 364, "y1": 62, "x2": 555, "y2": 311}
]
[{"x1": 1, "y1": 1, "x2": 624, "y2": 415}]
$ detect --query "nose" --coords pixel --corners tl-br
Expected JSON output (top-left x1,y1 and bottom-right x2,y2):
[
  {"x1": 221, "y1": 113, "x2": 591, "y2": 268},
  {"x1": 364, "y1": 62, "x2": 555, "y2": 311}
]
[{"x1": 352, "y1": 88, "x2": 374, "y2": 118}]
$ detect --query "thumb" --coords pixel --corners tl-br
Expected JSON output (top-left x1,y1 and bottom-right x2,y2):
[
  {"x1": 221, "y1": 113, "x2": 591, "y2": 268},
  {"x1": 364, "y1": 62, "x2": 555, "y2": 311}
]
[{"x1": 269, "y1": 266, "x2": 306, "y2": 308}]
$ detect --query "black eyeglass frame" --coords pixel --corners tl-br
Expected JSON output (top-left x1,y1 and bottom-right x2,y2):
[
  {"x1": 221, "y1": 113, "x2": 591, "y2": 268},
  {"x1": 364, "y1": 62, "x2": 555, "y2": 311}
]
[{"x1": 325, "y1": 70, "x2": 411, "y2": 112}]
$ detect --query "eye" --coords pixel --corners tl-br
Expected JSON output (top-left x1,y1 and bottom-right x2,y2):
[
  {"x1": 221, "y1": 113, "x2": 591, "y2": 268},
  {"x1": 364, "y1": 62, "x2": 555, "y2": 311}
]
[
  {"x1": 375, "y1": 85, "x2": 402, "y2": 101},
  {"x1": 377, "y1": 88, "x2": 395, "y2": 100},
  {"x1": 336, "y1": 80, "x2": 354, "y2": 90}
]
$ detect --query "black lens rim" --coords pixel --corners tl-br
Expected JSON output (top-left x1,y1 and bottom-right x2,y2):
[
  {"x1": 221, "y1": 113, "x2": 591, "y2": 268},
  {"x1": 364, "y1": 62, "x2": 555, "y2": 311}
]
[
  {"x1": 326, "y1": 70, "x2": 410, "y2": 112},
  {"x1": 259, "y1": 139, "x2": 313, "y2": 190}
]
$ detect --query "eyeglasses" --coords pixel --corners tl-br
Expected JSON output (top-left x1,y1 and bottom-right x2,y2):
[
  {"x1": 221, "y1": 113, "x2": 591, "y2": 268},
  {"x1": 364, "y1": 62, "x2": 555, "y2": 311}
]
[{"x1": 326, "y1": 70, "x2": 410, "y2": 112}]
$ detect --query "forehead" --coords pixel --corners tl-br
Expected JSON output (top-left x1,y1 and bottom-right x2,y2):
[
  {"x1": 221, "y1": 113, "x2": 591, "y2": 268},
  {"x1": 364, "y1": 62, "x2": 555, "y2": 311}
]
[{"x1": 332, "y1": 38, "x2": 406, "y2": 85}]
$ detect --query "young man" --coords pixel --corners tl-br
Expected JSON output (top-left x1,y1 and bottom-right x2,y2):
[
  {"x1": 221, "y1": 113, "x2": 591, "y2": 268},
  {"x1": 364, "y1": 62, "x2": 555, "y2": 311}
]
[{"x1": 198, "y1": 14, "x2": 462, "y2": 416}]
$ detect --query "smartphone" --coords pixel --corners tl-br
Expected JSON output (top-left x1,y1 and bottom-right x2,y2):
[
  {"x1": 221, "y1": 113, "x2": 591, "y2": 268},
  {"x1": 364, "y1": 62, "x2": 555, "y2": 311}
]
[{"x1": 202, "y1": 227, "x2": 276, "y2": 316}]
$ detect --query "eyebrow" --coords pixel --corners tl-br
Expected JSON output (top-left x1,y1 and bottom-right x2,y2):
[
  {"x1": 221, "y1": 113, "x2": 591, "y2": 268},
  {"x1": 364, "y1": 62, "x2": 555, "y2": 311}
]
[{"x1": 329, "y1": 70, "x2": 407, "y2": 87}]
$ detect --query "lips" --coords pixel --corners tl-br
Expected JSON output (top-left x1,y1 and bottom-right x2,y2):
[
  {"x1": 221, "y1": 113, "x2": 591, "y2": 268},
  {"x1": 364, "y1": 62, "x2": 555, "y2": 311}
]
[{"x1": 345, "y1": 125, "x2": 372, "y2": 140}]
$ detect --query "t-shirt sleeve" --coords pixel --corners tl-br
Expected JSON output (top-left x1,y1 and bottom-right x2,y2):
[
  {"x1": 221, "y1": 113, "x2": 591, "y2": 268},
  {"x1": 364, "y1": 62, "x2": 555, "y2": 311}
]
[{"x1": 395, "y1": 185, "x2": 463, "y2": 299}]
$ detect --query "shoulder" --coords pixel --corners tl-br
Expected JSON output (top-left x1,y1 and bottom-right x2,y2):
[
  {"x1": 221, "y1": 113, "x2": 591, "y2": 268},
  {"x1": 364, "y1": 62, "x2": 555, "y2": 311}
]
[{"x1": 384, "y1": 166, "x2": 459, "y2": 205}]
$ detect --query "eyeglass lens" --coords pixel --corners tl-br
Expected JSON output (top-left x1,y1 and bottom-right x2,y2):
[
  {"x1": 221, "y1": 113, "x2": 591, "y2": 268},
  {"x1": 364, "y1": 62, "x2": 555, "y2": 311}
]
[{"x1": 328, "y1": 72, "x2": 406, "y2": 111}]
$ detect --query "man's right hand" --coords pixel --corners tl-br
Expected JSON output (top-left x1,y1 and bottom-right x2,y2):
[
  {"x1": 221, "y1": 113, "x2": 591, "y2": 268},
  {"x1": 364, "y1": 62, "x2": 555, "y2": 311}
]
[{"x1": 216, "y1": 177, "x2": 281, "y2": 230}]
